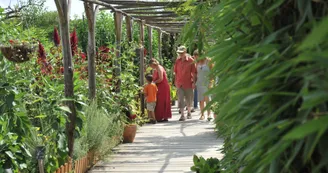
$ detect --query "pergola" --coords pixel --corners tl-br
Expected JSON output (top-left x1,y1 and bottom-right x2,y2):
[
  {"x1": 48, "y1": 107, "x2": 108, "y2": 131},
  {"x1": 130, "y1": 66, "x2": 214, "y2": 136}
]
[
  {"x1": 82, "y1": 0, "x2": 187, "y2": 110},
  {"x1": 54, "y1": 0, "x2": 187, "y2": 157}
]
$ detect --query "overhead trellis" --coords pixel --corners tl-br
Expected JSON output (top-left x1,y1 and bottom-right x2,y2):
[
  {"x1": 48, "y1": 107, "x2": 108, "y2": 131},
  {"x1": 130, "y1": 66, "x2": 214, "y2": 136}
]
[{"x1": 82, "y1": 0, "x2": 188, "y2": 34}]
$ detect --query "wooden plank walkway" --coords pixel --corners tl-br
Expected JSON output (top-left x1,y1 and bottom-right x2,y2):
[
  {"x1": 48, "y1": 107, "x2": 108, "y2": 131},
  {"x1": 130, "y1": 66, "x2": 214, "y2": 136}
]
[{"x1": 89, "y1": 103, "x2": 224, "y2": 173}]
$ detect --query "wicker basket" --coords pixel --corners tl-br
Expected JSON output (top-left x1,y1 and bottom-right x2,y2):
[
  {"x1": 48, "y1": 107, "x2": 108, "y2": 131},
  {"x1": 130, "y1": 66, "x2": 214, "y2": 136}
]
[{"x1": 0, "y1": 45, "x2": 35, "y2": 63}]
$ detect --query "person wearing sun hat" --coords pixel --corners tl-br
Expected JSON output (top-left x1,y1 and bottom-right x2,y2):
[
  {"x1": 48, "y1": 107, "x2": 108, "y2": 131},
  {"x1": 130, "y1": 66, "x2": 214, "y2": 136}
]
[{"x1": 174, "y1": 45, "x2": 197, "y2": 121}]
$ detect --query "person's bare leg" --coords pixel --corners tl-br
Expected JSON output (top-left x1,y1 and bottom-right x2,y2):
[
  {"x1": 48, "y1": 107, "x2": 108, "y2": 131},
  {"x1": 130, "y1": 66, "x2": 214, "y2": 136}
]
[
  {"x1": 204, "y1": 96, "x2": 211, "y2": 118},
  {"x1": 200, "y1": 100, "x2": 205, "y2": 113},
  {"x1": 200, "y1": 100, "x2": 205, "y2": 119},
  {"x1": 147, "y1": 110, "x2": 151, "y2": 120},
  {"x1": 150, "y1": 111, "x2": 156, "y2": 121}
]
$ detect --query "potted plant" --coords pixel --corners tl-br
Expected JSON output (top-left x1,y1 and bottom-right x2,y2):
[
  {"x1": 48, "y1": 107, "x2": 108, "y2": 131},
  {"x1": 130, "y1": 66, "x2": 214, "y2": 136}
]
[{"x1": 122, "y1": 107, "x2": 137, "y2": 143}]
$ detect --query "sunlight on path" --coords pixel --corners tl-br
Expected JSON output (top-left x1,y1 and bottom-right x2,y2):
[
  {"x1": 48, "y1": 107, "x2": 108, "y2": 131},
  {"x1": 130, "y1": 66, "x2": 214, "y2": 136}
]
[{"x1": 89, "y1": 103, "x2": 224, "y2": 173}]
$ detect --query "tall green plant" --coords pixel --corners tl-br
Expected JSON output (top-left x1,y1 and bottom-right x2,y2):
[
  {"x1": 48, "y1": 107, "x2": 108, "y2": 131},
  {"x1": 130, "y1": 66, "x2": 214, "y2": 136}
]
[
  {"x1": 182, "y1": 0, "x2": 328, "y2": 172},
  {"x1": 74, "y1": 101, "x2": 123, "y2": 160}
]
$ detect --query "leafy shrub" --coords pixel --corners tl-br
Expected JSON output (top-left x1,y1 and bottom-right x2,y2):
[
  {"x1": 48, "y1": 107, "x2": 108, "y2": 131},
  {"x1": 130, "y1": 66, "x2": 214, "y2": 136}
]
[
  {"x1": 182, "y1": 0, "x2": 328, "y2": 172},
  {"x1": 74, "y1": 101, "x2": 123, "y2": 160},
  {"x1": 191, "y1": 155, "x2": 221, "y2": 173}
]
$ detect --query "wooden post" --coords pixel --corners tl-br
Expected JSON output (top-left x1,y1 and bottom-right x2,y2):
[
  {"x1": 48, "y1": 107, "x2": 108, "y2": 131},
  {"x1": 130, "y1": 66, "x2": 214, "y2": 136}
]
[
  {"x1": 37, "y1": 160, "x2": 44, "y2": 173},
  {"x1": 114, "y1": 11, "x2": 123, "y2": 92},
  {"x1": 162, "y1": 33, "x2": 169, "y2": 64},
  {"x1": 126, "y1": 16, "x2": 133, "y2": 42},
  {"x1": 84, "y1": 2, "x2": 99, "y2": 100},
  {"x1": 36, "y1": 146, "x2": 45, "y2": 173},
  {"x1": 157, "y1": 29, "x2": 162, "y2": 63},
  {"x1": 139, "y1": 20, "x2": 145, "y2": 115},
  {"x1": 169, "y1": 33, "x2": 175, "y2": 61},
  {"x1": 147, "y1": 26, "x2": 152, "y2": 59},
  {"x1": 54, "y1": 0, "x2": 77, "y2": 158}
]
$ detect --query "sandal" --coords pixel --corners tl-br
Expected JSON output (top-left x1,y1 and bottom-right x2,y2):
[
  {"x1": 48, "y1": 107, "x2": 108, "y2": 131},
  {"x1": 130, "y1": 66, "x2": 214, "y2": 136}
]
[{"x1": 199, "y1": 115, "x2": 205, "y2": 120}]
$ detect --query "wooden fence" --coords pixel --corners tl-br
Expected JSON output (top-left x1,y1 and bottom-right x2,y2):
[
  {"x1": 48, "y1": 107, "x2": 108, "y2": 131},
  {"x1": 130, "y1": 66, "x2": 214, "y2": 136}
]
[{"x1": 54, "y1": 152, "x2": 97, "y2": 173}]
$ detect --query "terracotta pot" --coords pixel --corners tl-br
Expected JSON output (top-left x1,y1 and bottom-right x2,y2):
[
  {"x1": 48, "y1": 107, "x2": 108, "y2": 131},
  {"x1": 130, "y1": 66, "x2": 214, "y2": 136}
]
[{"x1": 123, "y1": 124, "x2": 137, "y2": 143}]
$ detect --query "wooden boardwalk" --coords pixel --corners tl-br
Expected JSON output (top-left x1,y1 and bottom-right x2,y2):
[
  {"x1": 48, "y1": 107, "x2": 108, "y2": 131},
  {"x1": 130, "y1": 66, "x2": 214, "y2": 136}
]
[{"x1": 89, "y1": 104, "x2": 224, "y2": 173}]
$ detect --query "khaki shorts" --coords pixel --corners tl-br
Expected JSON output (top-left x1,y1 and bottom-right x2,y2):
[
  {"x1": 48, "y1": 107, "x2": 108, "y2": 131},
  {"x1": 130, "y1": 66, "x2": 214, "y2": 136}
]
[
  {"x1": 177, "y1": 88, "x2": 193, "y2": 109},
  {"x1": 146, "y1": 102, "x2": 156, "y2": 111}
]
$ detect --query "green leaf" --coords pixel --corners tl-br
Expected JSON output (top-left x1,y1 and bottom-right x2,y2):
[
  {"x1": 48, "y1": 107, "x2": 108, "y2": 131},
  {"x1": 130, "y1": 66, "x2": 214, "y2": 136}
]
[
  {"x1": 250, "y1": 15, "x2": 261, "y2": 26},
  {"x1": 265, "y1": 0, "x2": 285, "y2": 14},
  {"x1": 283, "y1": 115, "x2": 328, "y2": 140},
  {"x1": 5, "y1": 151, "x2": 15, "y2": 159},
  {"x1": 193, "y1": 155, "x2": 199, "y2": 164},
  {"x1": 58, "y1": 106, "x2": 71, "y2": 113},
  {"x1": 301, "y1": 90, "x2": 328, "y2": 110},
  {"x1": 5, "y1": 93, "x2": 15, "y2": 108},
  {"x1": 240, "y1": 93, "x2": 266, "y2": 105},
  {"x1": 298, "y1": 16, "x2": 328, "y2": 51}
]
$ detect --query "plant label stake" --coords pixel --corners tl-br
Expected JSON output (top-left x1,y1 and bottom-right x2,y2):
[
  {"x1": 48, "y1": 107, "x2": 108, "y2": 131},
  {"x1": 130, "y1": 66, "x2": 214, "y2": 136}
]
[{"x1": 36, "y1": 146, "x2": 45, "y2": 173}]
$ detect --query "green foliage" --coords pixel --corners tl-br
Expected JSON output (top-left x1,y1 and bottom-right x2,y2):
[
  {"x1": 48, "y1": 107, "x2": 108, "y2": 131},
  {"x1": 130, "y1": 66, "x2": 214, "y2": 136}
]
[
  {"x1": 182, "y1": 0, "x2": 328, "y2": 172},
  {"x1": 170, "y1": 85, "x2": 177, "y2": 101},
  {"x1": 74, "y1": 101, "x2": 123, "y2": 160},
  {"x1": 0, "y1": 2, "x2": 167, "y2": 172},
  {"x1": 191, "y1": 155, "x2": 221, "y2": 173}
]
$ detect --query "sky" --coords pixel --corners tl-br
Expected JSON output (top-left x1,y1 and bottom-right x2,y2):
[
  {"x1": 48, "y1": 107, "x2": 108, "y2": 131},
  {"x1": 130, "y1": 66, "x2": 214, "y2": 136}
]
[{"x1": 0, "y1": 0, "x2": 86, "y2": 18}]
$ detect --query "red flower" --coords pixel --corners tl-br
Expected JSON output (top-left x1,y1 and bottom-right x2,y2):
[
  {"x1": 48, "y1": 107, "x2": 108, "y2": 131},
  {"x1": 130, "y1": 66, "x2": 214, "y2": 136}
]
[
  {"x1": 53, "y1": 27, "x2": 60, "y2": 46},
  {"x1": 98, "y1": 46, "x2": 110, "y2": 61},
  {"x1": 99, "y1": 46, "x2": 110, "y2": 53},
  {"x1": 38, "y1": 42, "x2": 46, "y2": 61},
  {"x1": 129, "y1": 114, "x2": 137, "y2": 120},
  {"x1": 80, "y1": 52, "x2": 86, "y2": 61},
  {"x1": 144, "y1": 48, "x2": 147, "y2": 56},
  {"x1": 70, "y1": 28, "x2": 78, "y2": 56},
  {"x1": 9, "y1": 40, "x2": 14, "y2": 45},
  {"x1": 37, "y1": 42, "x2": 53, "y2": 75}
]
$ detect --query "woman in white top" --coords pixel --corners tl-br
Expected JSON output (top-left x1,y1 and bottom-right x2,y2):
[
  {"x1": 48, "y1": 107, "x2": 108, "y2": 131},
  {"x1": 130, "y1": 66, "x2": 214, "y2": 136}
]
[{"x1": 194, "y1": 50, "x2": 213, "y2": 120}]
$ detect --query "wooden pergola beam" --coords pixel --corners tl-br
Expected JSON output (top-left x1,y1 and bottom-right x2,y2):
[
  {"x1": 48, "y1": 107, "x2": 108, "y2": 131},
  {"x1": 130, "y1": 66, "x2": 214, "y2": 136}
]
[
  {"x1": 110, "y1": 5, "x2": 166, "y2": 10},
  {"x1": 112, "y1": 5, "x2": 167, "y2": 9},
  {"x1": 146, "y1": 22, "x2": 187, "y2": 25},
  {"x1": 157, "y1": 29, "x2": 162, "y2": 60},
  {"x1": 132, "y1": 14, "x2": 179, "y2": 18},
  {"x1": 148, "y1": 26, "x2": 152, "y2": 58},
  {"x1": 82, "y1": 0, "x2": 183, "y2": 34},
  {"x1": 150, "y1": 23, "x2": 185, "y2": 26},
  {"x1": 139, "y1": 20, "x2": 145, "y2": 115},
  {"x1": 84, "y1": 2, "x2": 99, "y2": 99},
  {"x1": 126, "y1": 16, "x2": 133, "y2": 42},
  {"x1": 142, "y1": 18, "x2": 184, "y2": 22},
  {"x1": 101, "y1": 0, "x2": 184, "y2": 6},
  {"x1": 114, "y1": 11, "x2": 123, "y2": 92},
  {"x1": 122, "y1": 11, "x2": 175, "y2": 14},
  {"x1": 54, "y1": 0, "x2": 77, "y2": 158}
]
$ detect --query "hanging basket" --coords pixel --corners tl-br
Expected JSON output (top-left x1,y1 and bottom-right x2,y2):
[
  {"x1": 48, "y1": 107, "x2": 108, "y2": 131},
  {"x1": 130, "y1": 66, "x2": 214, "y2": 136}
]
[{"x1": 0, "y1": 45, "x2": 35, "y2": 63}]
